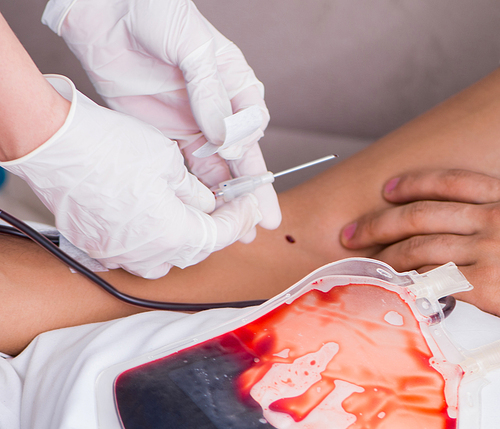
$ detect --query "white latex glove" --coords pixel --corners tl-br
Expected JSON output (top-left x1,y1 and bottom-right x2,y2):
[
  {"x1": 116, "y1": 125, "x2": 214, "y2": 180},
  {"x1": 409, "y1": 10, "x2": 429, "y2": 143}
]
[
  {"x1": 0, "y1": 75, "x2": 262, "y2": 279},
  {"x1": 42, "y1": 0, "x2": 282, "y2": 238}
]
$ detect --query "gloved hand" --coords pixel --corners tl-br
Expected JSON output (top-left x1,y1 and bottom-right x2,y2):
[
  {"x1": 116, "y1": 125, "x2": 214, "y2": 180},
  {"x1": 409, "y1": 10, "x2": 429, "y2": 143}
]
[
  {"x1": 0, "y1": 75, "x2": 262, "y2": 278},
  {"x1": 42, "y1": 0, "x2": 282, "y2": 241}
]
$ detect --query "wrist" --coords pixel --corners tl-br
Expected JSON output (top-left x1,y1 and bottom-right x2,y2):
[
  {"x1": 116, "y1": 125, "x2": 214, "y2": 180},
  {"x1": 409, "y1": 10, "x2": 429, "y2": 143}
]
[
  {"x1": 0, "y1": 75, "x2": 74, "y2": 163},
  {"x1": 0, "y1": 14, "x2": 72, "y2": 161},
  {"x1": 0, "y1": 80, "x2": 71, "y2": 162}
]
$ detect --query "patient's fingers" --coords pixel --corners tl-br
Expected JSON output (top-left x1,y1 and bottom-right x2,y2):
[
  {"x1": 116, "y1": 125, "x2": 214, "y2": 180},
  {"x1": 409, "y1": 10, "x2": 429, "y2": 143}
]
[
  {"x1": 384, "y1": 169, "x2": 500, "y2": 204},
  {"x1": 341, "y1": 200, "x2": 478, "y2": 249},
  {"x1": 373, "y1": 234, "x2": 475, "y2": 273},
  {"x1": 341, "y1": 168, "x2": 500, "y2": 318}
]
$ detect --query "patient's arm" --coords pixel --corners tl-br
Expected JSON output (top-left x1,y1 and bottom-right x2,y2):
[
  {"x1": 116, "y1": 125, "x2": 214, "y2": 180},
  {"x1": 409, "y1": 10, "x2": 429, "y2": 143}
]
[
  {"x1": 2, "y1": 68, "x2": 500, "y2": 356},
  {"x1": 341, "y1": 169, "x2": 500, "y2": 316}
]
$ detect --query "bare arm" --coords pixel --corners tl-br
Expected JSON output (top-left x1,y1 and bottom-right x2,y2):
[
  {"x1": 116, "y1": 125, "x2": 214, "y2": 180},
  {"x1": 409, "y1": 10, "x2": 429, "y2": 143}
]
[
  {"x1": 0, "y1": 12, "x2": 70, "y2": 161},
  {"x1": 2, "y1": 68, "x2": 500, "y2": 355}
]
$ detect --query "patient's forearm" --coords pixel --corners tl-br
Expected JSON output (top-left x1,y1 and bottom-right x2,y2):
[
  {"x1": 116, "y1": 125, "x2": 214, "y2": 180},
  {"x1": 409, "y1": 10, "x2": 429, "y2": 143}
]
[
  {"x1": 2, "y1": 68, "x2": 500, "y2": 356},
  {"x1": 123, "y1": 67, "x2": 500, "y2": 303}
]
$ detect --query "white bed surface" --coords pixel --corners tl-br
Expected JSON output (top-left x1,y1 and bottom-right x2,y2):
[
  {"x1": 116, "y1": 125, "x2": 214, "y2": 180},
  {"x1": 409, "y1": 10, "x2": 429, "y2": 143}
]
[{"x1": 1, "y1": 299, "x2": 499, "y2": 429}]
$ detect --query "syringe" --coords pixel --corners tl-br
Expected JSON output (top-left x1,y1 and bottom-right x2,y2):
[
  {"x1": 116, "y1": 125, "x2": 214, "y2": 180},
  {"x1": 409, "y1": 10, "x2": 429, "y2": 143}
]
[{"x1": 212, "y1": 155, "x2": 337, "y2": 202}]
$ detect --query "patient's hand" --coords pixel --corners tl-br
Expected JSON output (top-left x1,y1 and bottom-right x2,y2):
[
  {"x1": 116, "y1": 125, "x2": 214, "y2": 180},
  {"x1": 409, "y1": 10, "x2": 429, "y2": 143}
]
[{"x1": 341, "y1": 169, "x2": 500, "y2": 316}]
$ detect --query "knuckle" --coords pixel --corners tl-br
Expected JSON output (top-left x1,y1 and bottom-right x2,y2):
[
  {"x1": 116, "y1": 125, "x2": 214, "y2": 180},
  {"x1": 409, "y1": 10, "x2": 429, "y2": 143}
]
[
  {"x1": 441, "y1": 169, "x2": 472, "y2": 181},
  {"x1": 436, "y1": 169, "x2": 489, "y2": 201},
  {"x1": 358, "y1": 213, "x2": 383, "y2": 240},
  {"x1": 440, "y1": 169, "x2": 469, "y2": 193},
  {"x1": 445, "y1": 169, "x2": 500, "y2": 202},
  {"x1": 395, "y1": 234, "x2": 450, "y2": 268},
  {"x1": 480, "y1": 203, "x2": 500, "y2": 225},
  {"x1": 474, "y1": 173, "x2": 500, "y2": 201},
  {"x1": 400, "y1": 201, "x2": 433, "y2": 229},
  {"x1": 393, "y1": 235, "x2": 428, "y2": 265}
]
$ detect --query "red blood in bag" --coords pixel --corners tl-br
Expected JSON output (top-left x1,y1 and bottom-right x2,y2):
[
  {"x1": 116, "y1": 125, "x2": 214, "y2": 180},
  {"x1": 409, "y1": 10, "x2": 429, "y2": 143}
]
[{"x1": 235, "y1": 284, "x2": 460, "y2": 428}]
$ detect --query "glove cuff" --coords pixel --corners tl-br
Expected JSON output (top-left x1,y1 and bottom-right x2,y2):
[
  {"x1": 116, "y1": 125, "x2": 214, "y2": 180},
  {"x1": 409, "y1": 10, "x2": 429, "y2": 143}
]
[
  {"x1": 0, "y1": 75, "x2": 77, "y2": 169},
  {"x1": 42, "y1": 0, "x2": 78, "y2": 35},
  {"x1": 0, "y1": 74, "x2": 219, "y2": 277}
]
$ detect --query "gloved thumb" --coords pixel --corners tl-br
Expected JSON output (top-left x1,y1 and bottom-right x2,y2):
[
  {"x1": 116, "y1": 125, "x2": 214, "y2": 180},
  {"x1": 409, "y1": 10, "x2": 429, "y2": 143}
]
[
  {"x1": 180, "y1": 38, "x2": 231, "y2": 148},
  {"x1": 173, "y1": 168, "x2": 216, "y2": 213},
  {"x1": 212, "y1": 194, "x2": 262, "y2": 251},
  {"x1": 182, "y1": 135, "x2": 232, "y2": 188}
]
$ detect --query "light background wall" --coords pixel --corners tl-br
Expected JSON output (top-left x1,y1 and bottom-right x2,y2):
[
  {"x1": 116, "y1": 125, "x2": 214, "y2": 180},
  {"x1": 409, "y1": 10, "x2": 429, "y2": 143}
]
[
  {"x1": 3, "y1": 0, "x2": 499, "y2": 137},
  {"x1": 0, "y1": 0, "x2": 499, "y2": 222}
]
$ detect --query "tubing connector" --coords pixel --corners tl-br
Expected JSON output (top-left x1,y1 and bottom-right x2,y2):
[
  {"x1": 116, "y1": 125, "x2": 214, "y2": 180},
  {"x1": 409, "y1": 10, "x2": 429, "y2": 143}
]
[
  {"x1": 460, "y1": 340, "x2": 500, "y2": 378},
  {"x1": 407, "y1": 263, "x2": 472, "y2": 323},
  {"x1": 408, "y1": 262, "x2": 472, "y2": 301}
]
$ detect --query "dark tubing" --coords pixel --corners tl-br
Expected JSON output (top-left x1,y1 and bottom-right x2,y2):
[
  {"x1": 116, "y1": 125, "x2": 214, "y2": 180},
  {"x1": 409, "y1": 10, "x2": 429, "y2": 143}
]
[
  {"x1": 439, "y1": 295, "x2": 456, "y2": 319},
  {"x1": 0, "y1": 210, "x2": 266, "y2": 311}
]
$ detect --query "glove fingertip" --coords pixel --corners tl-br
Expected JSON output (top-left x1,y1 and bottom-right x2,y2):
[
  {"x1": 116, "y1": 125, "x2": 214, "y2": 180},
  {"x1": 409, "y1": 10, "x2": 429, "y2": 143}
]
[
  {"x1": 117, "y1": 260, "x2": 173, "y2": 280},
  {"x1": 239, "y1": 227, "x2": 257, "y2": 243},
  {"x1": 197, "y1": 185, "x2": 217, "y2": 213},
  {"x1": 176, "y1": 172, "x2": 216, "y2": 213},
  {"x1": 253, "y1": 184, "x2": 282, "y2": 230},
  {"x1": 218, "y1": 145, "x2": 244, "y2": 160},
  {"x1": 212, "y1": 193, "x2": 262, "y2": 251},
  {"x1": 259, "y1": 211, "x2": 282, "y2": 231}
]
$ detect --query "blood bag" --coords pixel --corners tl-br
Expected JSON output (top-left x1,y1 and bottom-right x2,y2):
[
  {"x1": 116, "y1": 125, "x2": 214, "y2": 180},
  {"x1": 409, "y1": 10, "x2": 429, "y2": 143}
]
[{"x1": 96, "y1": 258, "x2": 500, "y2": 429}]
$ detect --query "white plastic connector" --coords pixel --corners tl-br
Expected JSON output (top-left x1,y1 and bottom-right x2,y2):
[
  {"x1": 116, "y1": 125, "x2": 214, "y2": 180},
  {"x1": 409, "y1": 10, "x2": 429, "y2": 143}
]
[
  {"x1": 213, "y1": 172, "x2": 274, "y2": 202},
  {"x1": 461, "y1": 340, "x2": 500, "y2": 377},
  {"x1": 408, "y1": 262, "x2": 473, "y2": 301}
]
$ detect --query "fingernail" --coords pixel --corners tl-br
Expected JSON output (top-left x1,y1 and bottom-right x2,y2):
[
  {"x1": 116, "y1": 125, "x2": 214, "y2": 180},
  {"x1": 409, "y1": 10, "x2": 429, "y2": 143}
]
[
  {"x1": 342, "y1": 222, "x2": 357, "y2": 242},
  {"x1": 384, "y1": 177, "x2": 400, "y2": 194}
]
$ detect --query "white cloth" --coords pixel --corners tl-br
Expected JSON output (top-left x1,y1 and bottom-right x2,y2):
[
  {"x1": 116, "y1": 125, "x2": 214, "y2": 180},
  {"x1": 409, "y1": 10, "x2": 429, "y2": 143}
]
[{"x1": 1, "y1": 301, "x2": 499, "y2": 428}]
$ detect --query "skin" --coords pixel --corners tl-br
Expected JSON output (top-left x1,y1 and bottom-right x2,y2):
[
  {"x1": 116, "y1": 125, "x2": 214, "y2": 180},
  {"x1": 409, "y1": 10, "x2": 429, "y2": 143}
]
[
  {"x1": 0, "y1": 13, "x2": 70, "y2": 161},
  {"x1": 2, "y1": 11, "x2": 500, "y2": 355},
  {"x1": 2, "y1": 68, "x2": 500, "y2": 356},
  {"x1": 341, "y1": 169, "x2": 500, "y2": 316}
]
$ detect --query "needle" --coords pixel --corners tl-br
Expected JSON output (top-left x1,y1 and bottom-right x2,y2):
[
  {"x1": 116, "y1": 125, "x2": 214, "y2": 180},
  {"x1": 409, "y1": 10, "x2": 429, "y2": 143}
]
[
  {"x1": 212, "y1": 154, "x2": 338, "y2": 202},
  {"x1": 273, "y1": 155, "x2": 337, "y2": 178}
]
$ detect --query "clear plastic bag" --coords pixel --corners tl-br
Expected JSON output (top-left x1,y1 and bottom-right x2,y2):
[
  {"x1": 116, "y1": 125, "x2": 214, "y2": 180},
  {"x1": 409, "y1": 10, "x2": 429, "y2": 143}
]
[{"x1": 96, "y1": 257, "x2": 499, "y2": 428}]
